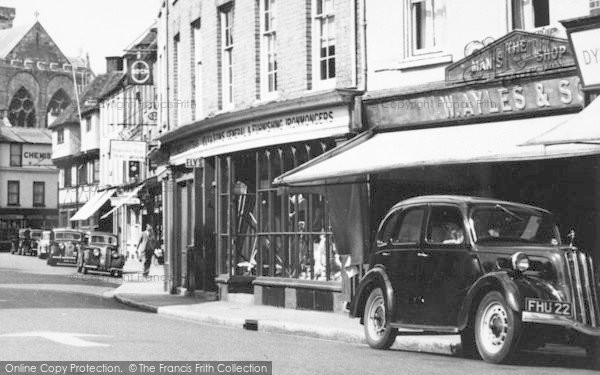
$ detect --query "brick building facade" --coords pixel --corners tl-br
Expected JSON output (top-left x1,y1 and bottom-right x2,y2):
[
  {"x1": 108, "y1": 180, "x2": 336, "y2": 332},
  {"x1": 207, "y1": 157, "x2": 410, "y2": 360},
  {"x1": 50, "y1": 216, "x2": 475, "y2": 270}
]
[{"x1": 154, "y1": 0, "x2": 365, "y2": 311}]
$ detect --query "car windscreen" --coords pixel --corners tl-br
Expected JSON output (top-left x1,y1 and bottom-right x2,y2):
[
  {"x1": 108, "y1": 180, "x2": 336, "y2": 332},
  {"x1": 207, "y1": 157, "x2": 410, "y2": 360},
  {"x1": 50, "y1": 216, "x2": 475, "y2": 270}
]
[
  {"x1": 55, "y1": 232, "x2": 82, "y2": 241},
  {"x1": 471, "y1": 204, "x2": 560, "y2": 245},
  {"x1": 31, "y1": 232, "x2": 43, "y2": 239},
  {"x1": 91, "y1": 236, "x2": 116, "y2": 245}
]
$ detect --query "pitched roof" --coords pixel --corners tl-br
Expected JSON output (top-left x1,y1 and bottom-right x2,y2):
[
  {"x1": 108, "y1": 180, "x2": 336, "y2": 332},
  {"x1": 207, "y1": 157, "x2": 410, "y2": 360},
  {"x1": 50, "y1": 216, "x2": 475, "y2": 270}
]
[
  {"x1": 0, "y1": 23, "x2": 31, "y2": 58},
  {"x1": 0, "y1": 126, "x2": 52, "y2": 144},
  {"x1": 49, "y1": 71, "x2": 126, "y2": 128}
]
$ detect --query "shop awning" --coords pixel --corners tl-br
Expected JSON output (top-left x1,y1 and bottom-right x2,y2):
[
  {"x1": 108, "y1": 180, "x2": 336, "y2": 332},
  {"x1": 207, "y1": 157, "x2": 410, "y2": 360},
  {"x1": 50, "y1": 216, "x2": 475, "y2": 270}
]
[
  {"x1": 69, "y1": 188, "x2": 116, "y2": 222},
  {"x1": 524, "y1": 98, "x2": 600, "y2": 146},
  {"x1": 274, "y1": 114, "x2": 600, "y2": 187},
  {"x1": 100, "y1": 184, "x2": 144, "y2": 220}
]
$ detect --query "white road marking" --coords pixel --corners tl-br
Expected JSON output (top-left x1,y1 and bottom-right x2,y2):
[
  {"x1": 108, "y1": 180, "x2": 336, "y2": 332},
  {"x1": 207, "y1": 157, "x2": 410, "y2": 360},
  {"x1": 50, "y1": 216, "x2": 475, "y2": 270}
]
[{"x1": 0, "y1": 331, "x2": 111, "y2": 347}]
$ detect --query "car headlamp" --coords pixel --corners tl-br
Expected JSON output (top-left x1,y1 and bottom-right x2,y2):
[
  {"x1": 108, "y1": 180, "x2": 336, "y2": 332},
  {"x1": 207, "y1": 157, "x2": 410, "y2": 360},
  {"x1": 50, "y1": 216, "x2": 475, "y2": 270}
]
[
  {"x1": 511, "y1": 252, "x2": 530, "y2": 272},
  {"x1": 93, "y1": 248, "x2": 101, "y2": 257},
  {"x1": 111, "y1": 249, "x2": 119, "y2": 259},
  {"x1": 58, "y1": 243, "x2": 65, "y2": 250}
]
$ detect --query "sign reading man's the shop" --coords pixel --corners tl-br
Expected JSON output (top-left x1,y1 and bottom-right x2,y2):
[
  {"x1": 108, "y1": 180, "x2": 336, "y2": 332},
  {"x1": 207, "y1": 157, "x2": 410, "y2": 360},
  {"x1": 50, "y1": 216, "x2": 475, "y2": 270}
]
[
  {"x1": 367, "y1": 76, "x2": 583, "y2": 129},
  {"x1": 447, "y1": 30, "x2": 575, "y2": 83}
]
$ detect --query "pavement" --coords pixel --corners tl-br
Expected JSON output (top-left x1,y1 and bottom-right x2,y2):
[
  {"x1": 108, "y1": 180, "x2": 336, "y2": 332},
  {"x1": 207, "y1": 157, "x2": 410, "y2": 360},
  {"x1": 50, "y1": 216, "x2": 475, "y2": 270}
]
[{"x1": 107, "y1": 261, "x2": 463, "y2": 356}]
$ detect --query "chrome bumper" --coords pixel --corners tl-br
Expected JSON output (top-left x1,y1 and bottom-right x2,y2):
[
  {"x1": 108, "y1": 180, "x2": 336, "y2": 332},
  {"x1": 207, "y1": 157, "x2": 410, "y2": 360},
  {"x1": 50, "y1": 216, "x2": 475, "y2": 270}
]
[{"x1": 522, "y1": 311, "x2": 600, "y2": 336}]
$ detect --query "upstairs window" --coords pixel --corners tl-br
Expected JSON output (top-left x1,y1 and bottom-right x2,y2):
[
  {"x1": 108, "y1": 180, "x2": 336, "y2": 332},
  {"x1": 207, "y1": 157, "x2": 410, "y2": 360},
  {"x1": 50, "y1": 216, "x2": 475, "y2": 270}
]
[
  {"x1": 57, "y1": 128, "x2": 64, "y2": 144},
  {"x1": 78, "y1": 163, "x2": 88, "y2": 186},
  {"x1": 261, "y1": 0, "x2": 278, "y2": 96},
  {"x1": 7, "y1": 181, "x2": 19, "y2": 206},
  {"x1": 220, "y1": 6, "x2": 234, "y2": 109},
  {"x1": 33, "y1": 182, "x2": 45, "y2": 207},
  {"x1": 408, "y1": 0, "x2": 445, "y2": 56},
  {"x1": 512, "y1": 0, "x2": 550, "y2": 29},
  {"x1": 313, "y1": 0, "x2": 336, "y2": 86},
  {"x1": 191, "y1": 19, "x2": 203, "y2": 120},
  {"x1": 10, "y1": 144, "x2": 22, "y2": 167}
]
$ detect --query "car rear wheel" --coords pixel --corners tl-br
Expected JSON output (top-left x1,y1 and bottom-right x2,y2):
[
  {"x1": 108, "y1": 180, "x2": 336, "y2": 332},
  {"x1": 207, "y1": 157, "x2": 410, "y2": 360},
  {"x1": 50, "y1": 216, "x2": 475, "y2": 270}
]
[
  {"x1": 475, "y1": 291, "x2": 521, "y2": 364},
  {"x1": 364, "y1": 287, "x2": 397, "y2": 350}
]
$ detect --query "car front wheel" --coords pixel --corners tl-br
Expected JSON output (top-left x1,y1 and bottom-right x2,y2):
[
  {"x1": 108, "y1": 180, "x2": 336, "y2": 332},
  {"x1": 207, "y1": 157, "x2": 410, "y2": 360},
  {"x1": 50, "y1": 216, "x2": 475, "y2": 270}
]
[
  {"x1": 364, "y1": 287, "x2": 397, "y2": 350},
  {"x1": 475, "y1": 291, "x2": 521, "y2": 364}
]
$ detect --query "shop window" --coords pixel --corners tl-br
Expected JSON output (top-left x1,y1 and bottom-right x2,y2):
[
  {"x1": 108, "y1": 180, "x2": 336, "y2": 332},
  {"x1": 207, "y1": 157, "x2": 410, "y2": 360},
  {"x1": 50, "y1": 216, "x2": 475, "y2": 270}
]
[
  {"x1": 220, "y1": 6, "x2": 234, "y2": 109},
  {"x1": 7, "y1": 181, "x2": 19, "y2": 206},
  {"x1": 10, "y1": 144, "x2": 22, "y2": 167},
  {"x1": 216, "y1": 140, "x2": 338, "y2": 281},
  {"x1": 261, "y1": 0, "x2": 278, "y2": 96},
  {"x1": 512, "y1": 0, "x2": 550, "y2": 29},
  {"x1": 33, "y1": 182, "x2": 45, "y2": 207},
  {"x1": 9, "y1": 87, "x2": 36, "y2": 128},
  {"x1": 407, "y1": 0, "x2": 445, "y2": 56},
  {"x1": 47, "y1": 89, "x2": 71, "y2": 128},
  {"x1": 313, "y1": 0, "x2": 335, "y2": 88}
]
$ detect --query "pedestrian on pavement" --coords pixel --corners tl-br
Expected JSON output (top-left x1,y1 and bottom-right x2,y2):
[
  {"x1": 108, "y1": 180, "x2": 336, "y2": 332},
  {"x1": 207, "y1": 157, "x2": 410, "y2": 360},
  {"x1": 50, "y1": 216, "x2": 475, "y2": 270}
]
[{"x1": 137, "y1": 224, "x2": 156, "y2": 277}]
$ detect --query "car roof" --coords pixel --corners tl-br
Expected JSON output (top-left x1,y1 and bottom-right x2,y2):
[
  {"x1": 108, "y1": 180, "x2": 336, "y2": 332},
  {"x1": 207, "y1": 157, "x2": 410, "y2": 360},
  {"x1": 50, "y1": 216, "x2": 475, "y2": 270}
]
[
  {"x1": 391, "y1": 195, "x2": 552, "y2": 214},
  {"x1": 89, "y1": 232, "x2": 116, "y2": 237}
]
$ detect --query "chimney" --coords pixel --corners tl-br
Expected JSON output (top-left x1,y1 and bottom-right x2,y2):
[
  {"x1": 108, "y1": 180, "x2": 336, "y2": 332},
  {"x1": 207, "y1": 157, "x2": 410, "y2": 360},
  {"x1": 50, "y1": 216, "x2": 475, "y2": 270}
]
[
  {"x1": 105, "y1": 56, "x2": 124, "y2": 73},
  {"x1": 0, "y1": 7, "x2": 15, "y2": 30}
]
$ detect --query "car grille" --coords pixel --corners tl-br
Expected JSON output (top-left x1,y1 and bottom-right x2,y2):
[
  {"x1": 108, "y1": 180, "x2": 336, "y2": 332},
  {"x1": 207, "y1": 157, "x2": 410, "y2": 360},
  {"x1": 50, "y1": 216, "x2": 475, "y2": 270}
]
[{"x1": 564, "y1": 249, "x2": 600, "y2": 327}]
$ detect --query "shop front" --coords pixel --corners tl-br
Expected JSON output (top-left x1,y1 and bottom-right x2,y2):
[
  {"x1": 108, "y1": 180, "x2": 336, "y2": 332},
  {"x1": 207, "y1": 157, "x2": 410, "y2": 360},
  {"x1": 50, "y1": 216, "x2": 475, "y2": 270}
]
[
  {"x1": 275, "y1": 30, "x2": 600, "y2": 287},
  {"x1": 160, "y1": 91, "x2": 361, "y2": 310}
]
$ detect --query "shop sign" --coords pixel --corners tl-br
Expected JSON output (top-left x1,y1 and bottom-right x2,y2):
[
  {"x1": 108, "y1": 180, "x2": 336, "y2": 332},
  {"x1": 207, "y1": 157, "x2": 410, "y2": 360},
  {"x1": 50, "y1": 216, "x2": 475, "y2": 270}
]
[
  {"x1": 568, "y1": 28, "x2": 600, "y2": 89},
  {"x1": 22, "y1": 145, "x2": 53, "y2": 167},
  {"x1": 185, "y1": 158, "x2": 204, "y2": 168},
  {"x1": 110, "y1": 196, "x2": 140, "y2": 207},
  {"x1": 367, "y1": 76, "x2": 583, "y2": 129},
  {"x1": 128, "y1": 59, "x2": 153, "y2": 85},
  {"x1": 447, "y1": 30, "x2": 575, "y2": 83},
  {"x1": 110, "y1": 140, "x2": 147, "y2": 161},
  {"x1": 170, "y1": 106, "x2": 351, "y2": 163}
]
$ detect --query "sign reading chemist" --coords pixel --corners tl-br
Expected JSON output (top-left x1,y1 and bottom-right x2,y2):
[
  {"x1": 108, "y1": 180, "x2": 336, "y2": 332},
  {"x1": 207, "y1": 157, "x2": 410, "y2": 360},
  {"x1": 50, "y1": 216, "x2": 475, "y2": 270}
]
[{"x1": 21, "y1": 145, "x2": 53, "y2": 167}]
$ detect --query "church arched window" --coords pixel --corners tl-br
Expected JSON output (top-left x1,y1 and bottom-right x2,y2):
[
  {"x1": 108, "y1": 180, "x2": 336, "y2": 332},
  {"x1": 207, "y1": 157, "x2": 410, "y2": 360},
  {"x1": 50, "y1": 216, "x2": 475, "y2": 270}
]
[
  {"x1": 47, "y1": 89, "x2": 71, "y2": 128},
  {"x1": 8, "y1": 87, "x2": 36, "y2": 128}
]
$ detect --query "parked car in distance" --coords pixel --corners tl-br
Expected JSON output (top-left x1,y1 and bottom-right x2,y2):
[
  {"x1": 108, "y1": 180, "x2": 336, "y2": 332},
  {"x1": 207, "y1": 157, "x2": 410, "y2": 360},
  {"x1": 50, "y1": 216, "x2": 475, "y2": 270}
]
[
  {"x1": 37, "y1": 230, "x2": 52, "y2": 259},
  {"x1": 47, "y1": 228, "x2": 84, "y2": 267},
  {"x1": 350, "y1": 195, "x2": 600, "y2": 367},
  {"x1": 11, "y1": 229, "x2": 43, "y2": 256},
  {"x1": 81, "y1": 232, "x2": 124, "y2": 277}
]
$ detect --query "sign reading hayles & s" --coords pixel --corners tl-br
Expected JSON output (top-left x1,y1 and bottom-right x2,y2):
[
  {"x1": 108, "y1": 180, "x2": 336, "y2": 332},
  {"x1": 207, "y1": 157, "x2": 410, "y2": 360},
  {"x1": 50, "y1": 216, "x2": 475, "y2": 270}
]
[{"x1": 110, "y1": 140, "x2": 147, "y2": 161}]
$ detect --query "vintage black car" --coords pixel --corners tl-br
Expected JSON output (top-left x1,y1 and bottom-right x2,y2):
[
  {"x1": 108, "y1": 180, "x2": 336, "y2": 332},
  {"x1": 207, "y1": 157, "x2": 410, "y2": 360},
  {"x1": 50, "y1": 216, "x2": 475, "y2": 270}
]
[
  {"x1": 81, "y1": 232, "x2": 124, "y2": 277},
  {"x1": 350, "y1": 196, "x2": 600, "y2": 366},
  {"x1": 47, "y1": 228, "x2": 84, "y2": 266}
]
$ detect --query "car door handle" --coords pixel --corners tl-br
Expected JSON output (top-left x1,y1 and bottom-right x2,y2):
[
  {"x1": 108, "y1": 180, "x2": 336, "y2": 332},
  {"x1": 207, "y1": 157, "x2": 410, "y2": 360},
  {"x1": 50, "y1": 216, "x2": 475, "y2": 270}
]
[
  {"x1": 381, "y1": 251, "x2": 391, "y2": 256},
  {"x1": 417, "y1": 251, "x2": 430, "y2": 258}
]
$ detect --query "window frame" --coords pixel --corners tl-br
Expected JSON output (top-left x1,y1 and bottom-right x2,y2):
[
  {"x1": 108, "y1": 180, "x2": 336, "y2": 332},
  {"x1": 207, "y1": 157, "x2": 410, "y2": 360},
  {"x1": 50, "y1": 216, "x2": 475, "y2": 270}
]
[
  {"x1": 312, "y1": 0, "x2": 336, "y2": 91},
  {"x1": 220, "y1": 6, "x2": 235, "y2": 110},
  {"x1": 260, "y1": 0, "x2": 278, "y2": 99},
  {"x1": 191, "y1": 18, "x2": 203, "y2": 120},
  {"x1": 9, "y1": 143, "x2": 22, "y2": 167},
  {"x1": 57, "y1": 128, "x2": 65, "y2": 144},
  {"x1": 377, "y1": 205, "x2": 427, "y2": 248},
  {"x1": 404, "y1": 0, "x2": 446, "y2": 59},
  {"x1": 424, "y1": 204, "x2": 469, "y2": 248},
  {"x1": 7, "y1": 181, "x2": 20, "y2": 206},
  {"x1": 511, "y1": 0, "x2": 550, "y2": 30},
  {"x1": 33, "y1": 181, "x2": 45, "y2": 207}
]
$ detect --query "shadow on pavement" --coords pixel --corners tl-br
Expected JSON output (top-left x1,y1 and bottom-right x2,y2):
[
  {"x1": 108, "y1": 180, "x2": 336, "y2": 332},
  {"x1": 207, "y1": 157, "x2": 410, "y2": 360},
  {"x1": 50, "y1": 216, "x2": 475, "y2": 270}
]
[
  {"x1": 0, "y1": 267, "x2": 121, "y2": 288},
  {"x1": 0, "y1": 287, "x2": 136, "y2": 311}
]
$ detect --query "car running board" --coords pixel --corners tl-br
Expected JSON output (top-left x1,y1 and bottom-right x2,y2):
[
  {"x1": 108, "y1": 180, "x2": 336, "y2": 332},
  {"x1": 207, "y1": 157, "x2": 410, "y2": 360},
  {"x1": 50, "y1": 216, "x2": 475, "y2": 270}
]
[{"x1": 389, "y1": 323, "x2": 460, "y2": 334}]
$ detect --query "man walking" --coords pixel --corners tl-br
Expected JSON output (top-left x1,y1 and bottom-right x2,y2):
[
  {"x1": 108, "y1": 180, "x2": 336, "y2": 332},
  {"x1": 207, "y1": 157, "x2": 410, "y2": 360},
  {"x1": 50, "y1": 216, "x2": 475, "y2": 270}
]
[{"x1": 137, "y1": 224, "x2": 156, "y2": 277}]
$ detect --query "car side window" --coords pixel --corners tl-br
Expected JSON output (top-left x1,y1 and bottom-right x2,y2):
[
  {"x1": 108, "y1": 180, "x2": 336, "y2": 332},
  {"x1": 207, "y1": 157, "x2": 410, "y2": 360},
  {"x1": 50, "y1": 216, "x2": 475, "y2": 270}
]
[
  {"x1": 393, "y1": 207, "x2": 425, "y2": 245},
  {"x1": 426, "y1": 206, "x2": 466, "y2": 245},
  {"x1": 377, "y1": 211, "x2": 401, "y2": 247}
]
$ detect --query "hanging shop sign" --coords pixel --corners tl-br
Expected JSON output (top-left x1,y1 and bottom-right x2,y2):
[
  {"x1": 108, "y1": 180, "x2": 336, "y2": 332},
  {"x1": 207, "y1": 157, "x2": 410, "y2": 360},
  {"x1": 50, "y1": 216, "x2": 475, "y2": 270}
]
[
  {"x1": 128, "y1": 58, "x2": 154, "y2": 85},
  {"x1": 560, "y1": 15, "x2": 600, "y2": 91},
  {"x1": 170, "y1": 105, "x2": 351, "y2": 165},
  {"x1": 367, "y1": 75, "x2": 583, "y2": 130},
  {"x1": 110, "y1": 140, "x2": 147, "y2": 161},
  {"x1": 447, "y1": 30, "x2": 575, "y2": 84}
]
